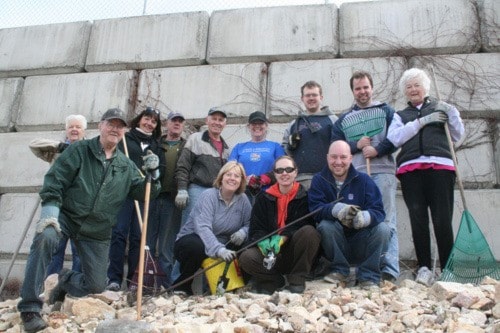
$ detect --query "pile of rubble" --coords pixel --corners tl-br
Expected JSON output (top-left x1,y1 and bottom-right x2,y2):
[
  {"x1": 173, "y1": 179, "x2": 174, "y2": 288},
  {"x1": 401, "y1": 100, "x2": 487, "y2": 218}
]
[{"x1": 0, "y1": 277, "x2": 499, "y2": 332}]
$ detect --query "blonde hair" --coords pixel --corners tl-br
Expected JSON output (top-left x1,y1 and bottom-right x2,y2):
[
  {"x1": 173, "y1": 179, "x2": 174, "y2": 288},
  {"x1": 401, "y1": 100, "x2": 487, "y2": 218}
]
[
  {"x1": 65, "y1": 114, "x2": 87, "y2": 130},
  {"x1": 213, "y1": 161, "x2": 247, "y2": 194}
]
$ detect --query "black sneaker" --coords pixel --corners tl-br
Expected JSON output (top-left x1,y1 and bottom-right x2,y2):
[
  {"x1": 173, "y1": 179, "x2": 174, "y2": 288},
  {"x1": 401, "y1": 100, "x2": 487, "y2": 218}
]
[
  {"x1": 21, "y1": 312, "x2": 47, "y2": 332},
  {"x1": 381, "y1": 272, "x2": 397, "y2": 283},
  {"x1": 48, "y1": 268, "x2": 70, "y2": 304},
  {"x1": 284, "y1": 283, "x2": 305, "y2": 293}
]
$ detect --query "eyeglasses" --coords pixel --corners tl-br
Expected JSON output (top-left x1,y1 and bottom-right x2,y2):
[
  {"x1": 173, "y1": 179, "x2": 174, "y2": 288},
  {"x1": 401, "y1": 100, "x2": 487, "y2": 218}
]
[
  {"x1": 274, "y1": 167, "x2": 296, "y2": 174},
  {"x1": 104, "y1": 121, "x2": 126, "y2": 130}
]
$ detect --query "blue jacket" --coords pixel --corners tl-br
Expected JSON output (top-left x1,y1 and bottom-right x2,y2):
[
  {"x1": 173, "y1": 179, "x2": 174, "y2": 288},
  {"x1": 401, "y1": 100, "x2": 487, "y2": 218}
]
[{"x1": 308, "y1": 164, "x2": 385, "y2": 233}]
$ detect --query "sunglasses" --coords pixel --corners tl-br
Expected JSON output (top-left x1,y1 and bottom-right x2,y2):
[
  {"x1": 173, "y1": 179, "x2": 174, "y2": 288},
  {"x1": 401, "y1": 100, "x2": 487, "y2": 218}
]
[
  {"x1": 274, "y1": 167, "x2": 296, "y2": 174},
  {"x1": 145, "y1": 107, "x2": 160, "y2": 115}
]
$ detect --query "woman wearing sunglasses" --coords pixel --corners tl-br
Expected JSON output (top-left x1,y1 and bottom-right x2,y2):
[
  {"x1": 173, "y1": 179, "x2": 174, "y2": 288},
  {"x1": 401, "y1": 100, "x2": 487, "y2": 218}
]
[{"x1": 239, "y1": 156, "x2": 320, "y2": 294}]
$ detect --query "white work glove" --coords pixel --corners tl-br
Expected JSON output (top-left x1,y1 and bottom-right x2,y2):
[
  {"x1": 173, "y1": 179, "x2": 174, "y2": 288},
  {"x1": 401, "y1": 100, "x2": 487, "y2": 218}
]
[
  {"x1": 29, "y1": 139, "x2": 62, "y2": 163},
  {"x1": 217, "y1": 248, "x2": 236, "y2": 262},
  {"x1": 36, "y1": 205, "x2": 61, "y2": 234},
  {"x1": 175, "y1": 190, "x2": 189, "y2": 209},
  {"x1": 352, "y1": 210, "x2": 371, "y2": 229},
  {"x1": 418, "y1": 112, "x2": 448, "y2": 128},
  {"x1": 331, "y1": 203, "x2": 360, "y2": 228},
  {"x1": 230, "y1": 229, "x2": 247, "y2": 246},
  {"x1": 142, "y1": 150, "x2": 160, "y2": 180}
]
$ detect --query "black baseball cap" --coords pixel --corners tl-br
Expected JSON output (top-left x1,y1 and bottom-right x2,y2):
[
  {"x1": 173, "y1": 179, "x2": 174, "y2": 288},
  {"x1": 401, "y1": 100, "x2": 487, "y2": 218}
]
[{"x1": 248, "y1": 111, "x2": 267, "y2": 123}]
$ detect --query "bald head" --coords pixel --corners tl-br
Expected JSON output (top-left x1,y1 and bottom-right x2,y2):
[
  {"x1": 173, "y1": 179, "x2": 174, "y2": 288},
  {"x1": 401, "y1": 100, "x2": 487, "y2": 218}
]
[{"x1": 327, "y1": 140, "x2": 353, "y2": 181}]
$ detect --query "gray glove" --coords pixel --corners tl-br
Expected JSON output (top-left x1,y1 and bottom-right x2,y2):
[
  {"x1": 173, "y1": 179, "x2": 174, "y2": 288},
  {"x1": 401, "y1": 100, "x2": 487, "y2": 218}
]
[
  {"x1": 36, "y1": 205, "x2": 61, "y2": 234},
  {"x1": 142, "y1": 150, "x2": 159, "y2": 170},
  {"x1": 217, "y1": 248, "x2": 236, "y2": 262},
  {"x1": 352, "y1": 210, "x2": 371, "y2": 229},
  {"x1": 29, "y1": 139, "x2": 62, "y2": 163},
  {"x1": 418, "y1": 111, "x2": 448, "y2": 128},
  {"x1": 435, "y1": 101, "x2": 452, "y2": 114},
  {"x1": 175, "y1": 190, "x2": 189, "y2": 209},
  {"x1": 332, "y1": 203, "x2": 361, "y2": 227},
  {"x1": 230, "y1": 229, "x2": 247, "y2": 246}
]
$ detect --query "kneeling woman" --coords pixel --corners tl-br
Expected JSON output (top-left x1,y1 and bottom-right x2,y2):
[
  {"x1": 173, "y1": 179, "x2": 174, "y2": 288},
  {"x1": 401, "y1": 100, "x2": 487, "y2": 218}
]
[
  {"x1": 172, "y1": 161, "x2": 252, "y2": 295},
  {"x1": 239, "y1": 156, "x2": 320, "y2": 294}
]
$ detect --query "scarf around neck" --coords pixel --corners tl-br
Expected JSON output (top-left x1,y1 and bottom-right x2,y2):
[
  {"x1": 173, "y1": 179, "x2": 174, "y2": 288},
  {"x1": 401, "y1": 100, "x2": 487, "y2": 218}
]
[{"x1": 266, "y1": 182, "x2": 300, "y2": 232}]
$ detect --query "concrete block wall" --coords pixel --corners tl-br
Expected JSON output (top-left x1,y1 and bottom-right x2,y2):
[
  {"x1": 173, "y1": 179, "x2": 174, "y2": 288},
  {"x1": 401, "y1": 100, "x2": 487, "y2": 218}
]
[{"x1": 0, "y1": 0, "x2": 499, "y2": 282}]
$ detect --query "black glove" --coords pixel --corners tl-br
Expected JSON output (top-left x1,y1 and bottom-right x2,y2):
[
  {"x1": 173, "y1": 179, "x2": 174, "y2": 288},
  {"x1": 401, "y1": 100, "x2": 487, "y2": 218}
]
[{"x1": 288, "y1": 133, "x2": 300, "y2": 150}]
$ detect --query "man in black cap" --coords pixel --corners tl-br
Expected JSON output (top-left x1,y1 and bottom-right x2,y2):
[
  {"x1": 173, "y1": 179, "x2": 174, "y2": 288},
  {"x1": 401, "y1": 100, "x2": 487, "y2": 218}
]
[
  {"x1": 18, "y1": 108, "x2": 161, "y2": 332},
  {"x1": 175, "y1": 107, "x2": 230, "y2": 225}
]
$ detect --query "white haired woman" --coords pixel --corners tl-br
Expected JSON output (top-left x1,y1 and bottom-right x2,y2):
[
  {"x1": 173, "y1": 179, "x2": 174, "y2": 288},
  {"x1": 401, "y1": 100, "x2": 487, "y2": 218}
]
[{"x1": 387, "y1": 68, "x2": 464, "y2": 286}]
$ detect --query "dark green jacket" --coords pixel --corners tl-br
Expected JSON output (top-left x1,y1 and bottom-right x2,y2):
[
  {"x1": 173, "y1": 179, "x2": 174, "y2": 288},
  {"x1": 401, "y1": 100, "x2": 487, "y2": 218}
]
[{"x1": 40, "y1": 136, "x2": 161, "y2": 241}]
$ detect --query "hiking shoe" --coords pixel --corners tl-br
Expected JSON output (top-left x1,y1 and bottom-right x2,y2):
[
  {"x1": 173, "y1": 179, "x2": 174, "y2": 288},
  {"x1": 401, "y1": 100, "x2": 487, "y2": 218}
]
[
  {"x1": 415, "y1": 266, "x2": 435, "y2": 286},
  {"x1": 324, "y1": 272, "x2": 347, "y2": 284},
  {"x1": 106, "y1": 282, "x2": 121, "y2": 291},
  {"x1": 357, "y1": 280, "x2": 379, "y2": 289},
  {"x1": 284, "y1": 283, "x2": 306, "y2": 294},
  {"x1": 21, "y1": 312, "x2": 47, "y2": 332},
  {"x1": 48, "y1": 268, "x2": 70, "y2": 304},
  {"x1": 381, "y1": 272, "x2": 397, "y2": 283}
]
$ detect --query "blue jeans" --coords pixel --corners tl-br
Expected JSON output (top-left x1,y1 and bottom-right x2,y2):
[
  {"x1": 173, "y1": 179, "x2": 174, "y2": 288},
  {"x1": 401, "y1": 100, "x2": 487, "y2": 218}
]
[
  {"x1": 107, "y1": 198, "x2": 143, "y2": 287},
  {"x1": 46, "y1": 236, "x2": 81, "y2": 275},
  {"x1": 371, "y1": 173, "x2": 399, "y2": 278},
  {"x1": 317, "y1": 219, "x2": 391, "y2": 284},
  {"x1": 180, "y1": 183, "x2": 210, "y2": 226},
  {"x1": 18, "y1": 213, "x2": 109, "y2": 313},
  {"x1": 147, "y1": 192, "x2": 182, "y2": 287}
]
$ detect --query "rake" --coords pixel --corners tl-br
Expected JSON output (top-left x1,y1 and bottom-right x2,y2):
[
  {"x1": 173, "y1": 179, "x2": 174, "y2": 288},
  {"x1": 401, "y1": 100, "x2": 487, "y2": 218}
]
[
  {"x1": 340, "y1": 107, "x2": 387, "y2": 175},
  {"x1": 429, "y1": 66, "x2": 500, "y2": 284}
]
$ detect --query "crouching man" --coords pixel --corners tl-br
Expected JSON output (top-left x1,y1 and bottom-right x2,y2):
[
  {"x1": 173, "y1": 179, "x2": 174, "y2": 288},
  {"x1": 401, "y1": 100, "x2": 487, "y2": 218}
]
[
  {"x1": 308, "y1": 140, "x2": 390, "y2": 288},
  {"x1": 18, "y1": 108, "x2": 161, "y2": 332}
]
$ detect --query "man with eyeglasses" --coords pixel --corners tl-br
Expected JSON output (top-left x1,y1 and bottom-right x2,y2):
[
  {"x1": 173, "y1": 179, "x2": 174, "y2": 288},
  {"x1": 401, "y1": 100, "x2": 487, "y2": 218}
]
[
  {"x1": 308, "y1": 140, "x2": 390, "y2": 289},
  {"x1": 18, "y1": 108, "x2": 161, "y2": 333},
  {"x1": 282, "y1": 80, "x2": 338, "y2": 190}
]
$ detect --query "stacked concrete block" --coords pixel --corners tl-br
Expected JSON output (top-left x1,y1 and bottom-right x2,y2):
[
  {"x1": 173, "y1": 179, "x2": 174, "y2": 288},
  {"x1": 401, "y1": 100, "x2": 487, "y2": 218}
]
[
  {"x1": 207, "y1": 4, "x2": 338, "y2": 64},
  {"x1": 339, "y1": 0, "x2": 480, "y2": 58},
  {"x1": 0, "y1": 22, "x2": 91, "y2": 78},
  {"x1": 478, "y1": 0, "x2": 500, "y2": 52},
  {"x1": 0, "y1": 78, "x2": 23, "y2": 132},
  {"x1": 136, "y1": 63, "x2": 267, "y2": 120},
  {"x1": 15, "y1": 71, "x2": 137, "y2": 131},
  {"x1": 85, "y1": 12, "x2": 209, "y2": 72},
  {"x1": 267, "y1": 57, "x2": 407, "y2": 117}
]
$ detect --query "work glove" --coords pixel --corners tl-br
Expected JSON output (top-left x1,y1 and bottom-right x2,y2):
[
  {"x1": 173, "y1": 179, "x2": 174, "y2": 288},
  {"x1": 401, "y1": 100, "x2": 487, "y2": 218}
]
[
  {"x1": 142, "y1": 150, "x2": 160, "y2": 180},
  {"x1": 435, "y1": 101, "x2": 453, "y2": 114},
  {"x1": 36, "y1": 205, "x2": 61, "y2": 234},
  {"x1": 217, "y1": 248, "x2": 236, "y2": 262},
  {"x1": 29, "y1": 139, "x2": 62, "y2": 163},
  {"x1": 230, "y1": 229, "x2": 247, "y2": 246},
  {"x1": 288, "y1": 133, "x2": 301, "y2": 150},
  {"x1": 175, "y1": 190, "x2": 189, "y2": 209},
  {"x1": 331, "y1": 203, "x2": 361, "y2": 227},
  {"x1": 352, "y1": 210, "x2": 371, "y2": 229},
  {"x1": 247, "y1": 174, "x2": 272, "y2": 191},
  {"x1": 418, "y1": 111, "x2": 448, "y2": 128},
  {"x1": 257, "y1": 238, "x2": 271, "y2": 256},
  {"x1": 269, "y1": 235, "x2": 285, "y2": 254}
]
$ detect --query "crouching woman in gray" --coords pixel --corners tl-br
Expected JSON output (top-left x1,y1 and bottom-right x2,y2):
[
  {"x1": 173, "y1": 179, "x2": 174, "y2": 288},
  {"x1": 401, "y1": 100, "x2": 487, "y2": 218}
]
[{"x1": 172, "y1": 161, "x2": 252, "y2": 295}]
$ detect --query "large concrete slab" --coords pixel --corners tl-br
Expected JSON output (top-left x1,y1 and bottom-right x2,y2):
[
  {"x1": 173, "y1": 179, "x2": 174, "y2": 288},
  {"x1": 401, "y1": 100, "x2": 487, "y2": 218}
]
[
  {"x1": 136, "y1": 63, "x2": 267, "y2": 121},
  {"x1": 455, "y1": 119, "x2": 497, "y2": 187},
  {"x1": 397, "y1": 189, "x2": 500, "y2": 263},
  {"x1": 409, "y1": 53, "x2": 500, "y2": 117},
  {"x1": 15, "y1": 71, "x2": 137, "y2": 131},
  {"x1": 0, "y1": 22, "x2": 91, "y2": 78},
  {"x1": 339, "y1": 0, "x2": 480, "y2": 58},
  {"x1": 479, "y1": 0, "x2": 500, "y2": 52},
  {"x1": 267, "y1": 57, "x2": 407, "y2": 117},
  {"x1": 0, "y1": 78, "x2": 23, "y2": 133},
  {"x1": 207, "y1": 5, "x2": 338, "y2": 64},
  {"x1": 0, "y1": 130, "x2": 100, "y2": 193},
  {"x1": 85, "y1": 12, "x2": 209, "y2": 72}
]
